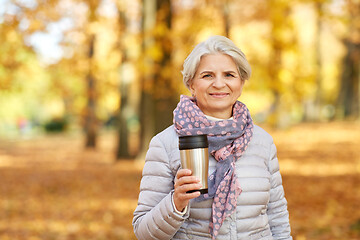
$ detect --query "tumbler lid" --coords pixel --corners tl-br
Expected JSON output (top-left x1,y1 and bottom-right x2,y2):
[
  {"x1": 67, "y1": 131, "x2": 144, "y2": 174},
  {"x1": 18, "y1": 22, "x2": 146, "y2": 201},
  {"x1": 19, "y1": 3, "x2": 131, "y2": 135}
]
[{"x1": 179, "y1": 134, "x2": 208, "y2": 150}]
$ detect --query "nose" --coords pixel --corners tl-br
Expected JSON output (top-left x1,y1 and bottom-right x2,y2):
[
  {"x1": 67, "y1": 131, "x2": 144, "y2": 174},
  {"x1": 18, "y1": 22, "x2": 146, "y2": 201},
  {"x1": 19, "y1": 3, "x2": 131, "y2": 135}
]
[{"x1": 212, "y1": 76, "x2": 226, "y2": 88}]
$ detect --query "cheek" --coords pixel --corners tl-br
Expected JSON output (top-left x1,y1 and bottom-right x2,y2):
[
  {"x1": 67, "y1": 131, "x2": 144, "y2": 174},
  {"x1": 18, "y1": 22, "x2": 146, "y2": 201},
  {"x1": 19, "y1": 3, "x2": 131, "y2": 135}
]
[
  {"x1": 238, "y1": 81, "x2": 245, "y2": 91},
  {"x1": 234, "y1": 81, "x2": 244, "y2": 97},
  {"x1": 192, "y1": 81, "x2": 207, "y2": 93},
  {"x1": 239, "y1": 84, "x2": 244, "y2": 93}
]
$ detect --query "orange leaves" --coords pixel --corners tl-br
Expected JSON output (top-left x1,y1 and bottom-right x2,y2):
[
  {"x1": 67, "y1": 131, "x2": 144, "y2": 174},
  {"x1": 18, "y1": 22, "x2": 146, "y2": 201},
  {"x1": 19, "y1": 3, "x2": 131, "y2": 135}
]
[
  {"x1": 1, "y1": 118, "x2": 360, "y2": 239},
  {"x1": 0, "y1": 132, "x2": 141, "y2": 239}
]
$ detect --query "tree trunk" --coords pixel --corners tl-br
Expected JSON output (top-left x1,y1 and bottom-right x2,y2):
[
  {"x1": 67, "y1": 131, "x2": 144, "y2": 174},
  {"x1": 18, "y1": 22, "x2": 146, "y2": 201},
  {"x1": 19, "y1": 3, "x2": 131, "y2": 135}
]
[
  {"x1": 222, "y1": 0, "x2": 230, "y2": 38},
  {"x1": 337, "y1": 0, "x2": 360, "y2": 119},
  {"x1": 84, "y1": 1, "x2": 100, "y2": 149},
  {"x1": 116, "y1": 82, "x2": 131, "y2": 159},
  {"x1": 313, "y1": 1, "x2": 323, "y2": 120},
  {"x1": 139, "y1": 0, "x2": 156, "y2": 154},
  {"x1": 139, "y1": 0, "x2": 177, "y2": 154},
  {"x1": 116, "y1": 3, "x2": 132, "y2": 159},
  {"x1": 85, "y1": 34, "x2": 97, "y2": 148},
  {"x1": 153, "y1": 0, "x2": 177, "y2": 134},
  {"x1": 267, "y1": 0, "x2": 285, "y2": 127},
  {"x1": 337, "y1": 40, "x2": 360, "y2": 118}
]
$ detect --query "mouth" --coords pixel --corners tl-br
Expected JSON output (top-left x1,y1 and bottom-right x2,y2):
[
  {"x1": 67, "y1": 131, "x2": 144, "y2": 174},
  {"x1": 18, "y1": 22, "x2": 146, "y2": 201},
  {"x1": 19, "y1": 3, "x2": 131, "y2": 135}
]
[{"x1": 209, "y1": 92, "x2": 229, "y2": 98}]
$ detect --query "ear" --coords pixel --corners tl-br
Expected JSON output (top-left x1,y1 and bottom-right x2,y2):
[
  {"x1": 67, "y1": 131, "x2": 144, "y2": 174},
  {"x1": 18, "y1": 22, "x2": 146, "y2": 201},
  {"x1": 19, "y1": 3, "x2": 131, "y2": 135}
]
[
  {"x1": 239, "y1": 78, "x2": 245, "y2": 86},
  {"x1": 189, "y1": 81, "x2": 195, "y2": 95}
]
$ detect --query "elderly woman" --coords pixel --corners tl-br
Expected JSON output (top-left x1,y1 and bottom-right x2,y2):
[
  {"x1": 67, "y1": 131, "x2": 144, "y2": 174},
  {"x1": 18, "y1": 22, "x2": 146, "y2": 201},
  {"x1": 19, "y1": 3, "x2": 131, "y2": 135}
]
[{"x1": 133, "y1": 36, "x2": 292, "y2": 239}]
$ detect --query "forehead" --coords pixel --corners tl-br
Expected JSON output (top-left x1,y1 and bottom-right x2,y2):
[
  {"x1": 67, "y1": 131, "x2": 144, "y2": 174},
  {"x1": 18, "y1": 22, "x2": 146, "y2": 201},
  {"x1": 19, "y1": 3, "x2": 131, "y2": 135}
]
[{"x1": 197, "y1": 54, "x2": 237, "y2": 71}]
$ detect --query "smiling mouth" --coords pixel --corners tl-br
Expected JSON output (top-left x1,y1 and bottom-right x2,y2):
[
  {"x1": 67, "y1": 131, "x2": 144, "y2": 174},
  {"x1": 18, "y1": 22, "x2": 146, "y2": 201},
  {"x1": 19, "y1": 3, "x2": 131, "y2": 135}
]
[{"x1": 209, "y1": 93, "x2": 229, "y2": 98}]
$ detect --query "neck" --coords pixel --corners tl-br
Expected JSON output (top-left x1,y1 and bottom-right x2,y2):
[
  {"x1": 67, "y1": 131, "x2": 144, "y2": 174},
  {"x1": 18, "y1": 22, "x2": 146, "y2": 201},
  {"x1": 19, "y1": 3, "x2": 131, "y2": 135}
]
[
  {"x1": 203, "y1": 111, "x2": 232, "y2": 120},
  {"x1": 205, "y1": 114, "x2": 233, "y2": 121}
]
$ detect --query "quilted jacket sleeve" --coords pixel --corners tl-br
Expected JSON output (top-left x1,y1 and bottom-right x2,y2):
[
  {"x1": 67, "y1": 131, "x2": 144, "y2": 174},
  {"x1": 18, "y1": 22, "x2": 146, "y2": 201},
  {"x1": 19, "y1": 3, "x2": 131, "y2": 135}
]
[
  {"x1": 267, "y1": 142, "x2": 293, "y2": 240},
  {"x1": 132, "y1": 134, "x2": 188, "y2": 240}
]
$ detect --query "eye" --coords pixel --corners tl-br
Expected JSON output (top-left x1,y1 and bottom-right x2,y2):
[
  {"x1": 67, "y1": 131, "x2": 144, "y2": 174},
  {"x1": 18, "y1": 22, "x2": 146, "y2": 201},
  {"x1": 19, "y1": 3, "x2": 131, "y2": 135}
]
[
  {"x1": 202, "y1": 74, "x2": 212, "y2": 78},
  {"x1": 225, "y1": 73, "x2": 235, "y2": 78}
]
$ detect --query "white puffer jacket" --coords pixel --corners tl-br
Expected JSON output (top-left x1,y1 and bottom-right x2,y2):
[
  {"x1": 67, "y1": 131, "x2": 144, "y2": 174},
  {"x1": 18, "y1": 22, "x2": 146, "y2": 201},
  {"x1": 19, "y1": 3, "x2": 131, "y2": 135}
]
[{"x1": 133, "y1": 124, "x2": 292, "y2": 240}]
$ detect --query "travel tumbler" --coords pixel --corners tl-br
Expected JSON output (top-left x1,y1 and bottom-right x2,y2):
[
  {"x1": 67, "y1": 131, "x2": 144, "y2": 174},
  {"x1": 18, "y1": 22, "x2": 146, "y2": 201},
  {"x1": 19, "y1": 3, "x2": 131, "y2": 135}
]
[{"x1": 179, "y1": 134, "x2": 209, "y2": 194}]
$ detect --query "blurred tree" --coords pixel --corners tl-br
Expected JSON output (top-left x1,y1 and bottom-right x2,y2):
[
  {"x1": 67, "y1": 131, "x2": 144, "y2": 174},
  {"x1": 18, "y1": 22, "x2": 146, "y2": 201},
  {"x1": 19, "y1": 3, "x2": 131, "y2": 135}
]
[
  {"x1": 2, "y1": 0, "x2": 360, "y2": 143},
  {"x1": 0, "y1": 15, "x2": 36, "y2": 91},
  {"x1": 139, "y1": 0, "x2": 178, "y2": 152},
  {"x1": 0, "y1": 0, "x2": 63, "y2": 92},
  {"x1": 84, "y1": 33, "x2": 98, "y2": 148},
  {"x1": 47, "y1": 58, "x2": 84, "y2": 124},
  {"x1": 0, "y1": 0, "x2": 78, "y2": 131},
  {"x1": 152, "y1": 0, "x2": 177, "y2": 132},
  {"x1": 221, "y1": 0, "x2": 230, "y2": 37},
  {"x1": 337, "y1": 0, "x2": 360, "y2": 119},
  {"x1": 83, "y1": 0, "x2": 102, "y2": 148},
  {"x1": 266, "y1": 0, "x2": 296, "y2": 127},
  {"x1": 314, "y1": 1, "x2": 324, "y2": 120},
  {"x1": 301, "y1": 0, "x2": 326, "y2": 121},
  {"x1": 115, "y1": 1, "x2": 132, "y2": 159}
]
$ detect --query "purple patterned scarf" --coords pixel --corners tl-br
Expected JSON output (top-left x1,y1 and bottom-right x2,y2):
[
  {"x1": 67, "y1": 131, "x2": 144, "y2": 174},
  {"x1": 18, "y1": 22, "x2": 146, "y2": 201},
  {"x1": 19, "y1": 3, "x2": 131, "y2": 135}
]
[{"x1": 173, "y1": 95, "x2": 253, "y2": 239}]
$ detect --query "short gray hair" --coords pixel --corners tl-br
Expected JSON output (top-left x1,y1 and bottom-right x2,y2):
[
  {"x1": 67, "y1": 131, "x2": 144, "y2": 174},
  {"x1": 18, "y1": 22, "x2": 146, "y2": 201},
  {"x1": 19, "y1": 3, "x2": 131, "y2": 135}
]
[{"x1": 181, "y1": 35, "x2": 251, "y2": 89}]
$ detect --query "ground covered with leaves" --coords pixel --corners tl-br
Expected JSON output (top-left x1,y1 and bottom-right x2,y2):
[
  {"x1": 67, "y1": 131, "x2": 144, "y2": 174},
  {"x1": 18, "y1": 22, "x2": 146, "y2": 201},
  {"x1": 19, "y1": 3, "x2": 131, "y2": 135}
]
[{"x1": 0, "y1": 121, "x2": 360, "y2": 240}]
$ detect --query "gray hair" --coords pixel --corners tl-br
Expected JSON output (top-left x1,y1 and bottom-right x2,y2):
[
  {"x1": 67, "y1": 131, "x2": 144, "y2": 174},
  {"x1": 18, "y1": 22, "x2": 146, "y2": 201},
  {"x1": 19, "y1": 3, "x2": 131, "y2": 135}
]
[{"x1": 181, "y1": 35, "x2": 251, "y2": 89}]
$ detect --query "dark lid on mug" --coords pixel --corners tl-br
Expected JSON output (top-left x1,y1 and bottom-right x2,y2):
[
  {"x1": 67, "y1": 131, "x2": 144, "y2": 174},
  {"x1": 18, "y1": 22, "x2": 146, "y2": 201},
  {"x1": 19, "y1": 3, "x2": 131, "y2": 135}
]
[{"x1": 179, "y1": 134, "x2": 208, "y2": 150}]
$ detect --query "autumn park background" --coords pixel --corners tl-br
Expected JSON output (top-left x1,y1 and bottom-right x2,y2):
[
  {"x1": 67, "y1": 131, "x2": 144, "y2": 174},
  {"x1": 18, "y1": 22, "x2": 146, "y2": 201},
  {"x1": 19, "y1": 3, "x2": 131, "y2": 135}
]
[{"x1": 0, "y1": 0, "x2": 360, "y2": 239}]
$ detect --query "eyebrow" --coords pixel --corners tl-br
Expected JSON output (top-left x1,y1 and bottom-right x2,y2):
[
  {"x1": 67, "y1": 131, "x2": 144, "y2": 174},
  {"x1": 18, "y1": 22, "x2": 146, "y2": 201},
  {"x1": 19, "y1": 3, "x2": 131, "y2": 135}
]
[
  {"x1": 224, "y1": 71, "x2": 237, "y2": 74},
  {"x1": 199, "y1": 71, "x2": 213, "y2": 75},
  {"x1": 199, "y1": 70, "x2": 237, "y2": 74}
]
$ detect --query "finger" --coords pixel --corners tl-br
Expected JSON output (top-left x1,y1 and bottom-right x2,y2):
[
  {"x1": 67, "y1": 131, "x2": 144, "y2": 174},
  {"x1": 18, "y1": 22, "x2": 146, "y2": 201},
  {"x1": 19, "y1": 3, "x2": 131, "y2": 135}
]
[
  {"x1": 173, "y1": 190, "x2": 201, "y2": 211},
  {"x1": 174, "y1": 169, "x2": 196, "y2": 188},
  {"x1": 176, "y1": 169, "x2": 192, "y2": 179},
  {"x1": 174, "y1": 188, "x2": 201, "y2": 202},
  {"x1": 175, "y1": 182, "x2": 202, "y2": 194},
  {"x1": 174, "y1": 175, "x2": 200, "y2": 189},
  {"x1": 177, "y1": 175, "x2": 200, "y2": 185},
  {"x1": 186, "y1": 191, "x2": 201, "y2": 199},
  {"x1": 174, "y1": 188, "x2": 201, "y2": 199}
]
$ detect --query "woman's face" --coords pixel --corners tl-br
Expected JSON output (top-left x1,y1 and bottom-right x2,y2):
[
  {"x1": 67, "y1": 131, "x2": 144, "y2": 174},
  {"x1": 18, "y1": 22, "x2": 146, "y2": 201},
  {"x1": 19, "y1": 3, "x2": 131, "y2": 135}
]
[{"x1": 190, "y1": 53, "x2": 245, "y2": 119}]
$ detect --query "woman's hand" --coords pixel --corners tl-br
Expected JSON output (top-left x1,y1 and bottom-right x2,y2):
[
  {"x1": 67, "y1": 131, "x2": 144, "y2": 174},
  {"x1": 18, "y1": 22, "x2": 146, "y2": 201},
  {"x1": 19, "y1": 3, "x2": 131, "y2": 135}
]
[{"x1": 173, "y1": 169, "x2": 202, "y2": 212}]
